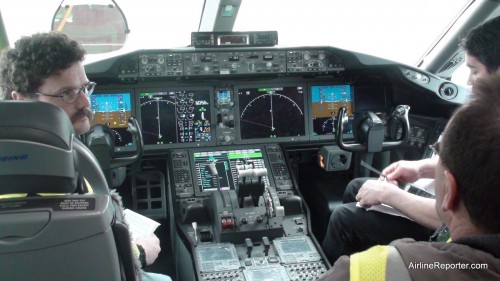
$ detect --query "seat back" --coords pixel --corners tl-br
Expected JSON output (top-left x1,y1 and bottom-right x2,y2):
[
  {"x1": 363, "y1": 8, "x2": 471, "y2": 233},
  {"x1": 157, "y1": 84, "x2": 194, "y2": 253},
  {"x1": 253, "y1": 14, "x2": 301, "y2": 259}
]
[{"x1": 0, "y1": 101, "x2": 132, "y2": 281}]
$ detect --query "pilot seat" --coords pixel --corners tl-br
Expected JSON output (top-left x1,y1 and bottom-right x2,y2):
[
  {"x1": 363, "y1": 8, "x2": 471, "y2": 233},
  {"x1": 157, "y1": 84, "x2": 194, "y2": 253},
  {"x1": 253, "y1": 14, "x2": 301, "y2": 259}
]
[{"x1": 0, "y1": 101, "x2": 138, "y2": 281}]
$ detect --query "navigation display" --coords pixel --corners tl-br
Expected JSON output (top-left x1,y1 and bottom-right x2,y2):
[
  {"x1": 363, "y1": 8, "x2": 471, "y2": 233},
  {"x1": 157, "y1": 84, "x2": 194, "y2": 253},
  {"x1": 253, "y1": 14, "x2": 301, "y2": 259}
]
[
  {"x1": 310, "y1": 85, "x2": 353, "y2": 136},
  {"x1": 237, "y1": 85, "x2": 306, "y2": 140},
  {"x1": 139, "y1": 89, "x2": 212, "y2": 146},
  {"x1": 90, "y1": 92, "x2": 134, "y2": 149},
  {"x1": 193, "y1": 148, "x2": 270, "y2": 193}
]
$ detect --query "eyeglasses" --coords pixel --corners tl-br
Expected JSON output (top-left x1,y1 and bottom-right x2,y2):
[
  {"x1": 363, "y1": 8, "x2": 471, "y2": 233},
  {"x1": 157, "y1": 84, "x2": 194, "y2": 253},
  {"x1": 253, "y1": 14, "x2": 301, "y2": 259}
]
[
  {"x1": 34, "y1": 81, "x2": 96, "y2": 104},
  {"x1": 429, "y1": 141, "x2": 440, "y2": 156}
]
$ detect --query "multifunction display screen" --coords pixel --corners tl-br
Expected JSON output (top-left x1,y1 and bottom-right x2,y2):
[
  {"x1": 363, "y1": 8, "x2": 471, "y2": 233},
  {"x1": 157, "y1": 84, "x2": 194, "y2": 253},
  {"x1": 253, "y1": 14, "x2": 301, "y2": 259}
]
[
  {"x1": 140, "y1": 89, "x2": 212, "y2": 145},
  {"x1": 237, "y1": 86, "x2": 305, "y2": 140},
  {"x1": 310, "y1": 85, "x2": 353, "y2": 136},
  {"x1": 193, "y1": 148, "x2": 270, "y2": 193},
  {"x1": 90, "y1": 92, "x2": 133, "y2": 148}
]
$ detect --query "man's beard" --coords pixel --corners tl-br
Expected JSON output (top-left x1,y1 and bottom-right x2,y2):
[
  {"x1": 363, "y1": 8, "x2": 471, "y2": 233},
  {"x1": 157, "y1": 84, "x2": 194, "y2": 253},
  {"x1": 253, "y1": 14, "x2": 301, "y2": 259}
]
[{"x1": 71, "y1": 107, "x2": 94, "y2": 123}]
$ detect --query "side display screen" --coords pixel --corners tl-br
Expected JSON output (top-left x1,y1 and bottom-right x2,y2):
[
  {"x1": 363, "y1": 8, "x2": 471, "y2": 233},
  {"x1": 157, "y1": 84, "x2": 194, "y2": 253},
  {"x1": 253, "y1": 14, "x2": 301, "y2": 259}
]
[
  {"x1": 353, "y1": 86, "x2": 387, "y2": 113},
  {"x1": 310, "y1": 85, "x2": 353, "y2": 136},
  {"x1": 193, "y1": 148, "x2": 270, "y2": 193},
  {"x1": 139, "y1": 89, "x2": 212, "y2": 146},
  {"x1": 90, "y1": 92, "x2": 134, "y2": 149},
  {"x1": 237, "y1": 86, "x2": 306, "y2": 140}
]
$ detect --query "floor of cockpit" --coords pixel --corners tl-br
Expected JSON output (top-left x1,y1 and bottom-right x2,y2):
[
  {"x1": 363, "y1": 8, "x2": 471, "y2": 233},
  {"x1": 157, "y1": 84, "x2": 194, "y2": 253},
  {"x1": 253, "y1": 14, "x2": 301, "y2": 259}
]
[{"x1": 297, "y1": 163, "x2": 352, "y2": 244}]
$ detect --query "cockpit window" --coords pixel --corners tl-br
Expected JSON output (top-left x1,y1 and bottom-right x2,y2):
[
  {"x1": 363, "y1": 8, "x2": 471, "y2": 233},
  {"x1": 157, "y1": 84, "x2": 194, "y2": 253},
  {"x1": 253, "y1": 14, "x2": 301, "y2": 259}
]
[
  {"x1": 234, "y1": 0, "x2": 469, "y2": 65},
  {"x1": 1, "y1": 0, "x2": 469, "y2": 65}
]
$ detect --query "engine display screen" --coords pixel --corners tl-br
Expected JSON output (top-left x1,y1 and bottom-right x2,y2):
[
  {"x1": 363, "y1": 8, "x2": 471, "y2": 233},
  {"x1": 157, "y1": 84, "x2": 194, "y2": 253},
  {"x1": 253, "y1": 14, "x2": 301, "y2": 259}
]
[
  {"x1": 193, "y1": 148, "x2": 270, "y2": 193},
  {"x1": 274, "y1": 236, "x2": 321, "y2": 264},
  {"x1": 310, "y1": 85, "x2": 353, "y2": 136},
  {"x1": 195, "y1": 243, "x2": 240, "y2": 272},
  {"x1": 237, "y1": 85, "x2": 306, "y2": 140},
  {"x1": 243, "y1": 266, "x2": 290, "y2": 281},
  {"x1": 90, "y1": 92, "x2": 133, "y2": 149},
  {"x1": 139, "y1": 89, "x2": 212, "y2": 146}
]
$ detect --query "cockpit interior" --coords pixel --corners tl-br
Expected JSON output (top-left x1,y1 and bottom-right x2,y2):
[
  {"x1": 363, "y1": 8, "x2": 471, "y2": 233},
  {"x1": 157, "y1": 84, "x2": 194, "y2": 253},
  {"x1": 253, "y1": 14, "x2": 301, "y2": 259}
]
[{"x1": 1, "y1": 1, "x2": 499, "y2": 280}]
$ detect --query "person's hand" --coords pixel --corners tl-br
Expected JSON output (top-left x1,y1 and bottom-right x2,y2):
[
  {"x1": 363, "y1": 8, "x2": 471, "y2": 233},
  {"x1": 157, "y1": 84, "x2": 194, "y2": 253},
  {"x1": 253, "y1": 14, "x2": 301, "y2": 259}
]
[
  {"x1": 355, "y1": 179, "x2": 400, "y2": 208},
  {"x1": 381, "y1": 160, "x2": 423, "y2": 185},
  {"x1": 135, "y1": 234, "x2": 161, "y2": 265}
]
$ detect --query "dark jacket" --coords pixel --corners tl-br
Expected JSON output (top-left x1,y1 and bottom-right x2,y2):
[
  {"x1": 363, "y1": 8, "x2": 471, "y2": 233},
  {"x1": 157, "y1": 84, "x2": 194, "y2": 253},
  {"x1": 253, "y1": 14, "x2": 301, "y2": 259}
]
[{"x1": 317, "y1": 234, "x2": 500, "y2": 280}]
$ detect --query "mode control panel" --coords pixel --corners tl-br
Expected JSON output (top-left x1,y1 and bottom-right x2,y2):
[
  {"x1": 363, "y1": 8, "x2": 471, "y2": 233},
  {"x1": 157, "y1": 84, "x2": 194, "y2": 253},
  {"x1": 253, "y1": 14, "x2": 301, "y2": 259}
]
[
  {"x1": 184, "y1": 51, "x2": 287, "y2": 76},
  {"x1": 138, "y1": 53, "x2": 184, "y2": 77},
  {"x1": 117, "y1": 48, "x2": 346, "y2": 79}
]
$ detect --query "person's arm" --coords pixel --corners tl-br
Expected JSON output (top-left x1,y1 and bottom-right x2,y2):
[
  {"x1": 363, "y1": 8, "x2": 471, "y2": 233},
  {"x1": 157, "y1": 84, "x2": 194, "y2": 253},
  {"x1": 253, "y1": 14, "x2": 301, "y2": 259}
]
[
  {"x1": 356, "y1": 180, "x2": 441, "y2": 230},
  {"x1": 382, "y1": 158, "x2": 438, "y2": 184},
  {"x1": 413, "y1": 157, "x2": 438, "y2": 179},
  {"x1": 382, "y1": 187, "x2": 440, "y2": 229},
  {"x1": 135, "y1": 234, "x2": 161, "y2": 266}
]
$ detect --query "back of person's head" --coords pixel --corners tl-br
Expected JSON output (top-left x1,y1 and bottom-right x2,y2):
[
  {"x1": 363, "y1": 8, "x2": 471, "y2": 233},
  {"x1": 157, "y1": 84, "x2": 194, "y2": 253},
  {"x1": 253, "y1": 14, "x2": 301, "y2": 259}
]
[
  {"x1": 440, "y1": 72, "x2": 500, "y2": 233},
  {"x1": 460, "y1": 15, "x2": 500, "y2": 74},
  {"x1": 0, "y1": 32, "x2": 86, "y2": 100}
]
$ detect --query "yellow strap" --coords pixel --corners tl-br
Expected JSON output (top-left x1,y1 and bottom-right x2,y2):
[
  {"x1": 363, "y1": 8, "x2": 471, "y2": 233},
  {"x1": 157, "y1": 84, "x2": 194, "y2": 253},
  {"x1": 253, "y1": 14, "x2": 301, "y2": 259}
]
[
  {"x1": 132, "y1": 243, "x2": 140, "y2": 258},
  {"x1": 0, "y1": 193, "x2": 28, "y2": 199},
  {"x1": 350, "y1": 245, "x2": 388, "y2": 281},
  {"x1": 0, "y1": 192, "x2": 71, "y2": 199},
  {"x1": 0, "y1": 178, "x2": 94, "y2": 199},
  {"x1": 83, "y1": 178, "x2": 94, "y2": 194}
]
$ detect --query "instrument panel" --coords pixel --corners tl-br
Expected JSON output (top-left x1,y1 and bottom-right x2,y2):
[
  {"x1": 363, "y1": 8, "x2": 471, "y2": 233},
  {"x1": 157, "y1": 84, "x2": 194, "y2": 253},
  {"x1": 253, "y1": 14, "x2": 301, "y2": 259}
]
[
  {"x1": 83, "y1": 46, "x2": 466, "y2": 281},
  {"x1": 89, "y1": 81, "x2": 363, "y2": 152},
  {"x1": 170, "y1": 144, "x2": 328, "y2": 281},
  {"x1": 86, "y1": 46, "x2": 467, "y2": 154}
]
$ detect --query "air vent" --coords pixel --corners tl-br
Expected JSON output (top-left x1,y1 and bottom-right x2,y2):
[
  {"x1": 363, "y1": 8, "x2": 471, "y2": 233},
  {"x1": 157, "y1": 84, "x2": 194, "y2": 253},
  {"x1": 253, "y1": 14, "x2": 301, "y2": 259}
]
[
  {"x1": 439, "y1": 53, "x2": 464, "y2": 73},
  {"x1": 401, "y1": 68, "x2": 430, "y2": 84},
  {"x1": 438, "y1": 82, "x2": 458, "y2": 100}
]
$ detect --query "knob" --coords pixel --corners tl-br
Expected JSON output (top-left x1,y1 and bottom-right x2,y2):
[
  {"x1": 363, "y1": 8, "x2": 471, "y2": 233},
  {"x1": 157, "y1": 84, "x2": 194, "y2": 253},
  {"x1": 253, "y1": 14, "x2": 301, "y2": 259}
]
[
  {"x1": 241, "y1": 217, "x2": 248, "y2": 224},
  {"x1": 443, "y1": 87, "x2": 454, "y2": 96},
  {"x1": 224, "y1": 135, "x2": 232, "y2": 142},
  {"x1": 225, "y1": 119, "x2": 235, "y2": 128},
  {"x1": 265, "y1": 61, "x2": 272, "y2": 68},
  {"x1": 256, "y1": 215, "x2": 263, "y2": 223}
]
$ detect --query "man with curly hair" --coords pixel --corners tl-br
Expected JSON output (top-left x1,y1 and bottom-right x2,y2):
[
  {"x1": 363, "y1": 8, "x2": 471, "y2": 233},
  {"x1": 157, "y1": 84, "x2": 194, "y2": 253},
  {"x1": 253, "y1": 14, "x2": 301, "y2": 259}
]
[
  {"x1": 0, "y1": 32, "x2": 171, "y2": 281},
  {"x1": 0, "y1": 32, "x2": 92, "y2": 135}
]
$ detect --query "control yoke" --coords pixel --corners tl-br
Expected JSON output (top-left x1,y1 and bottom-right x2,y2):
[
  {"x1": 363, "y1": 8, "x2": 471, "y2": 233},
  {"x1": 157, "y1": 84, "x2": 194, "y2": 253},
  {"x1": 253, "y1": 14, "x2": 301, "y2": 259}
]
[
  {"x1": 84, "y1": 117, "x2": 144, "y2": 182},
  {"x1": 335, "y1": 105, "x2": 410, "y2": 176},
  {"x1": 336, "y1": 105, "x2": 410, "y2": 152},
  {"x1": 111, "y1": 117, "x2": 144, "y2": 168}
]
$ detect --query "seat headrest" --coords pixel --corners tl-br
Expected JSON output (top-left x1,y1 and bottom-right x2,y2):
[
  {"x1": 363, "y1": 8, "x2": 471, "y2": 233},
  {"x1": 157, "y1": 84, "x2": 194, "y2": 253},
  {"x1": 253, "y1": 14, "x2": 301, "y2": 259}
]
[
  {"x1": 0, "y1": 101, "x2": 77, "y2": 195},
  {"x1": 0, "y1": 100, "x2": 74, "y2": 149}
]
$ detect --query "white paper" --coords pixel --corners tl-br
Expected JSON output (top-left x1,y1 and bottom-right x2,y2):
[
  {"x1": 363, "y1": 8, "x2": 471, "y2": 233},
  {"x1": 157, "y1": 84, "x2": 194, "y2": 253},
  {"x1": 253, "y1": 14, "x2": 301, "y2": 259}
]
[
  {"x1": 123, "y1": 209, "x2": 161, "y2": 239},
  {"x1": 357, "y1": 202, "x2": 412, "y2": 220},
  {"x1": 412, "y1": 178, "x2": 435, "y2": 195}
]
